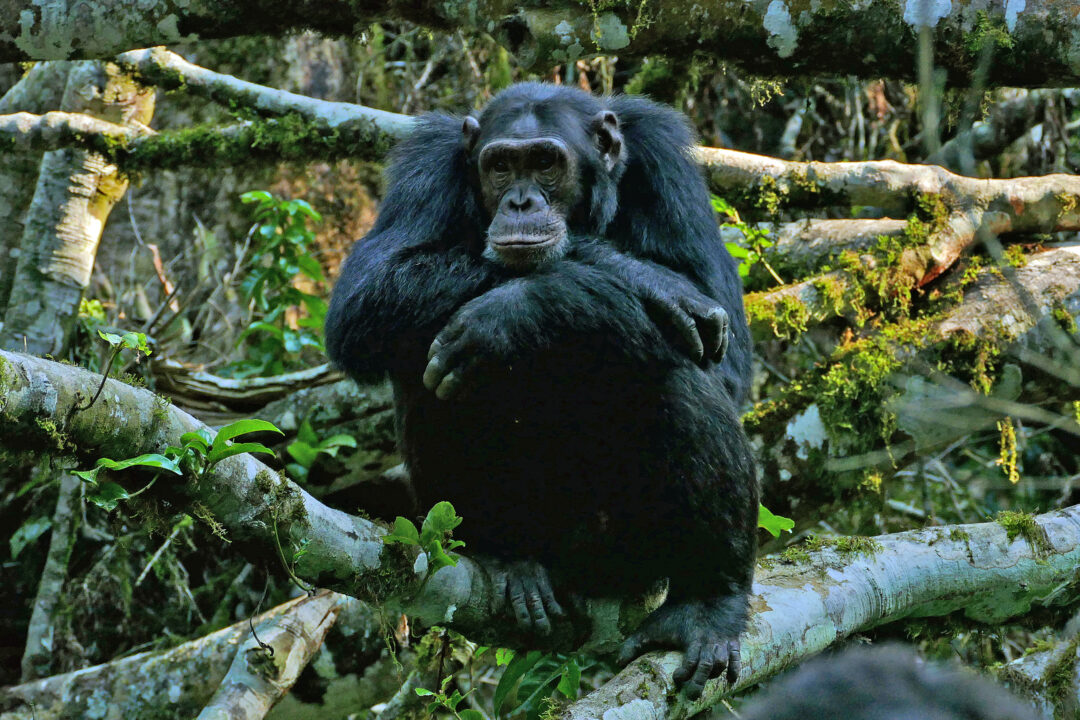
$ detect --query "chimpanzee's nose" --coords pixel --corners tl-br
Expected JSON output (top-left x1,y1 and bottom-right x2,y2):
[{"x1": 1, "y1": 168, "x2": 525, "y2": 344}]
[{"x1": 501, "y1": 186, "x2": 544, "y2": 214}]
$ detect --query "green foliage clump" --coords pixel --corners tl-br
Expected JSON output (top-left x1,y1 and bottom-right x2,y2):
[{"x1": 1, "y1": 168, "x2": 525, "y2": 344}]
[{"x1": 223, "y1": 191, "x2": 326, "y2": 378}]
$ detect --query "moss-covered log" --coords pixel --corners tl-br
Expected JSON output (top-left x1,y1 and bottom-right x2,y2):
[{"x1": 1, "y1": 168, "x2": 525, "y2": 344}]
[
  {"x1": 561, "y1": 505, "x2": 1080, "y2": 720},
  {"x1": 746, "y1": 244, "x2": 1080, "y2": 495},
  {"x1": 3, "y1": 1, "x2": 1080, "y2": 87}
]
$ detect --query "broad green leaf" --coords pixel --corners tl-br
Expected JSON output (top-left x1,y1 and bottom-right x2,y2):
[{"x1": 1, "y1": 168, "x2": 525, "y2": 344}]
[
  {"x1": 725, "y1": 242, "x2": 750, "y2": 259},
  {"x1": 179, "y1": 429, "x2": 212, "y2": 453},
  {"x1": 420, "y1": 501, "x2": 462, "y2": 545},
  {"x1": 557, "y1": 659, "x2": 581, "y2": 699},
  {"x1": 286, "y1": 441, "x2": 319, "y2": 468},
  {"x1": 427, "y1": 539, "x2": 458, "y2": 572},
  {"x1": 97, "y1": 330, "x2": 122, "y2": 346},
  {"x1": 297, "y1": 419, "x2": 318, "y2": 446},
  {"x1": 97, "y1": 454, "x2": 182, "y2": 475},
  {"x1": 494, "y1": 650, "x2": 542, "y2": 715},
  {"x1": 758, "y1": 504, "x2": 795, "y2": 537},
  {"x1": 317, "y1": 434, "x2": 357, "y2": 451},
  {"x1": 459, "y1": 710, "x2": 484, "y2": 720},
  {"x1": 10, "y1": 516, "x2": 50, "y2": 558},
  {"x1": 89, "y1": 481, "x2": 130, "y2": 511},
  {"x1": 297, "y1": 255, "x2": 325, "y2": 283},
  {"x1": 241, "y1": 190, "x2": 273, "y2": 204},
  {"x1": 495, "y1": 648, "x2": 515, "y2": 666},
  {"x1": 212, "y1": 419, "x2": 283, "y2": 452},
  {"x1": 382, "y1": 517, "x2": 420, "y2": 545},
  {"x1": 413, "y1": 688, "x2": 435, "y2": 697},
  {"x1": 207, "y1": 442, "x2": 276, "y2": 465}
]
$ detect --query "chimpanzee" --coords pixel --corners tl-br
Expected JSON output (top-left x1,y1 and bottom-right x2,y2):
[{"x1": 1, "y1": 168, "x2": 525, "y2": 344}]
[
  {"x1": 325, "y1": 82, "x2": 757, "y2": 698},
  {"x1": 739, "y1": 644, "x2": 1038, "y2": 720}
]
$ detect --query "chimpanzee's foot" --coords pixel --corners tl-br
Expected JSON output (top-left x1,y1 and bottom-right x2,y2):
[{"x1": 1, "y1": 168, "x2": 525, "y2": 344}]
[{"x1": 488, "y1": 559, "x2": 565, "y2": 635}]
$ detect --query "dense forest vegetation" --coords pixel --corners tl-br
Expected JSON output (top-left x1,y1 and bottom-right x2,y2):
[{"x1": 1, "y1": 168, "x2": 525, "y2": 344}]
[{"x1": 0, "y1": 2, "x2": 1079, "y2": 719}]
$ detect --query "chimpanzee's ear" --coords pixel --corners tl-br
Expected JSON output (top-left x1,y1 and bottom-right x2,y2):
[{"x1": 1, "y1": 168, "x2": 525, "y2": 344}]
[
  {"x1": 592, "y1": 110, "x2": 624, "y2": 174},
  {"x1": 463, "y1": 116, "x2": 481, "y2": 153}
]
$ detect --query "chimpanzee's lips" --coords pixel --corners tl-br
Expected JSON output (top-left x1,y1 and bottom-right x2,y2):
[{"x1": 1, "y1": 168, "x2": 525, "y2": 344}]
[{"x1": 493, "y1": 234, "x2": 560, "y2": 247}]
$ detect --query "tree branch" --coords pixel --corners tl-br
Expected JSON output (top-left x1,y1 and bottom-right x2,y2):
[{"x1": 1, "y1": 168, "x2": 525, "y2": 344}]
[
  {"x1": 116, "y1": 47, "x2": 414, "y2": 140},
  {"x1": 562, "y1": 504, "x2": 1080, "y2": 720},
  {"x1": 2, "y1": 1, "x2": 1080, "y2": 86}
]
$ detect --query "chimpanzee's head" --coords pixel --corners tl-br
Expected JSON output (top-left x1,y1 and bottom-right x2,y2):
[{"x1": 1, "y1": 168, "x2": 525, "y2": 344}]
[{"x1": 462, "y1": 83, "x2": 626, "y2": 270}]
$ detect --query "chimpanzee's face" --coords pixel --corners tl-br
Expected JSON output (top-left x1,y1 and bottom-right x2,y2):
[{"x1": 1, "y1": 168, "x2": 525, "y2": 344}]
[{"x1": 463, "y1": 105, "x2": 624, "y2": 271}]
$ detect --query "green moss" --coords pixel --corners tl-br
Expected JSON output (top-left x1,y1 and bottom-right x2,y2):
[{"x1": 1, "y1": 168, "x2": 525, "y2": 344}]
[
  {"x1": 1051, "y1": 304, "x2": 1078, "y2": 334},
  {"x1": 804, "y1": 533, "x2": 883, "y2": 558},
  {"x1": 34, "y1": 417, "x2": 70, "y2": 452},
  {"x1": 966, "y1": 11, "x2": 1015, "y2": 54},
  {"x1": 778, "y1": 545, "x2": 811, "y2": 564},
  {"x1": 1044, "y1": 635, "x2": 1080, "y2": 711},
  {"x1": 948, "y1": 528, "x2": 970, "y2": 542},
  {"x1": 995, "y1": 511, "x2": 1050, "y2": 554}
]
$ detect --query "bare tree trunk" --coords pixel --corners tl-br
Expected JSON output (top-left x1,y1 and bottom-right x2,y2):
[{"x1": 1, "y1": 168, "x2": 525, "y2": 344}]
[
  {"x1": 0, "y1": 61, "x2": 153, "y2": 355},
  {"x1": 0, "y1": 61, "x2": 71, "y2": 315},
  {"x1": 19, "y1": 468, "x2": 80, "y2": 682}
]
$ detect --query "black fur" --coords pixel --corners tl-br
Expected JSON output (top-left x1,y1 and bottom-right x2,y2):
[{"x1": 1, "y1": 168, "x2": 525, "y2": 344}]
[
  {"x1": 740, "y1": 645, "x2": 1038, "y2": 720},
  {"x1": 326, "y1": 83, "x2": 757, "y2": 698}
]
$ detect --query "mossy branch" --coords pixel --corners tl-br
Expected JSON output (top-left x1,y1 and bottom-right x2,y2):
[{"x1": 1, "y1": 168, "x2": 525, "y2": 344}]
[{"x1": 563, "y1": 505, "x2": 1080, "y2": 720}]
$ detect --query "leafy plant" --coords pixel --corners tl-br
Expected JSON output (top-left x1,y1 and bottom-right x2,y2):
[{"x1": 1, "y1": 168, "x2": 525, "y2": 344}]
[
  {"x1": 492, "y1": 650, "x2": 591, "y2": 718},
  {"x1": 73, "y1": 419, "x2": 282, "y2": 512},
  {"x1": 712, "y1": 195, "x2": 782, "y2": 284},
  {"x1": 758, "y1": 503, "x2": 795, "y2": 537},
  {"x1": 76, "y1": 330, "x2": 152, "y2": 411},
  {"x1": 224, "y1": 191, "x2": 326, "y2": 377},
  {"x1": 415, "y1": 675, "x2": 484, "y2": 720},
  {"x1": 285, "y1": 419, "x2": 357, "y2": 482},
  {"x1": 383, "y1": 501, "x2": 466, "y2": 574}
]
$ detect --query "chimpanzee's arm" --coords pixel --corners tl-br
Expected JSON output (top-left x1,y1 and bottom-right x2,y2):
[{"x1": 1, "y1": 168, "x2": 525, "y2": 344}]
[
  {"x1": 422, "y1": 250, "x2": 702, "y2": 399},
  {"x1": 567, "y1": 238, "x2": 730, "y2": 365},
  {"x1": 325, "y1": 234, "x2": 496, "y2": 380}
]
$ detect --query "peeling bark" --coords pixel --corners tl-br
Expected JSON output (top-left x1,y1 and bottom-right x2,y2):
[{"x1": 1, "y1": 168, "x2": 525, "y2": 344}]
[
  {"x1": 0, "y1": 61, "x2": 153, "y2": 356},
  {"x1": 0, "y1": 61, "x2": 71, "y2": 315},
  {"x1": 0, "y1": 595, "x2": 378, "y2": 720},
  {"x1": 195, "y1": 591, "x2": 345, "y2": 720}
]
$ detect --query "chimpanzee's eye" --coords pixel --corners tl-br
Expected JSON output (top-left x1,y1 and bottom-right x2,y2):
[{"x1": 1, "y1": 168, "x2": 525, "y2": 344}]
[
  {"x1": 536, "y1": 150, "x2": 556, "y2": 170},
  {"x1": 492, "y1": 158, "x2": 510, "y2": 173}
]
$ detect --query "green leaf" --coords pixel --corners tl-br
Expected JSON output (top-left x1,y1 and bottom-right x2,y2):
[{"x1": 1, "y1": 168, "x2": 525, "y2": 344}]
[
  {"x1": 758, "y1": 504, "x2": 795, "y2": 537},
  {"x1": 420, "y1": 501, "x2": 462, "y2": 545},
  {"x1": 413, "y1": 688, "x2": 435, "y2": 697},
  {"x1": 297, "y1": 255, "x2": 325, "y2": 283},
  {"x1": 120, "y1": 331, "x2": 151, "y2": 355},
  {"x1": 286, "y1": 440, "x2": 319, "y2": 469},
  {"x1": 96, "y1": 454, "x2": 182, "y2": 475},
  {"x1": 207, "y1": 442, "x2": 276, "y2": 465},
  {"x1": 212, "y1": 419, "x2": 283, "y2": 453},
  {"x1": 181, "y1": 427, "x2": 212, "y2": 451},
  {"x1": 427, "y1": 539, "x2": 458, "y2": 572},
  {"x1": 725, "y1": 242, "x2": 750, "y2": 259},
  {"x1": 557, "y1": 659, "x2": 581, "y2": 699},
  {"x1": 459, "y1": 710, "x2": 484, "y2": 720},
  {"x1": 297, "y1": 419, "x2": 318, "y2": 446},
  {"x1": 88, "y1": 481, "x2": 130, "y2": 511},
  {"x1": 10, "y1": 516, "x2": 50, "y2": 558},
  {"x1": 241, "y1": 190, "x2": 273, "y2": 204},
  {"x1": 382, "y1": 517, "x2": 420, "y2": 545},
  {"x1": 97, "y1": 330, "x2": 122, "y2": 347},
  {"x1": 494, "y1": 650, "x2": 542, "y2": 715},
  {"x1": 317, "y1": 434, "x2": 357, "y2": 451},
  {"x1": 495, "y1": 648, "x2": 515, "y2": 666}
]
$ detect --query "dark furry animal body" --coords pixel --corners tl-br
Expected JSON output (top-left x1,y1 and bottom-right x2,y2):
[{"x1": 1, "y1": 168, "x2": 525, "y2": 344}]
[
  {"x1": 740, "y1": 645, "x2": 1038, "y2": 720},
  {"x1": 326, "y1": 82, "x2": 757, "y2": 696}
]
